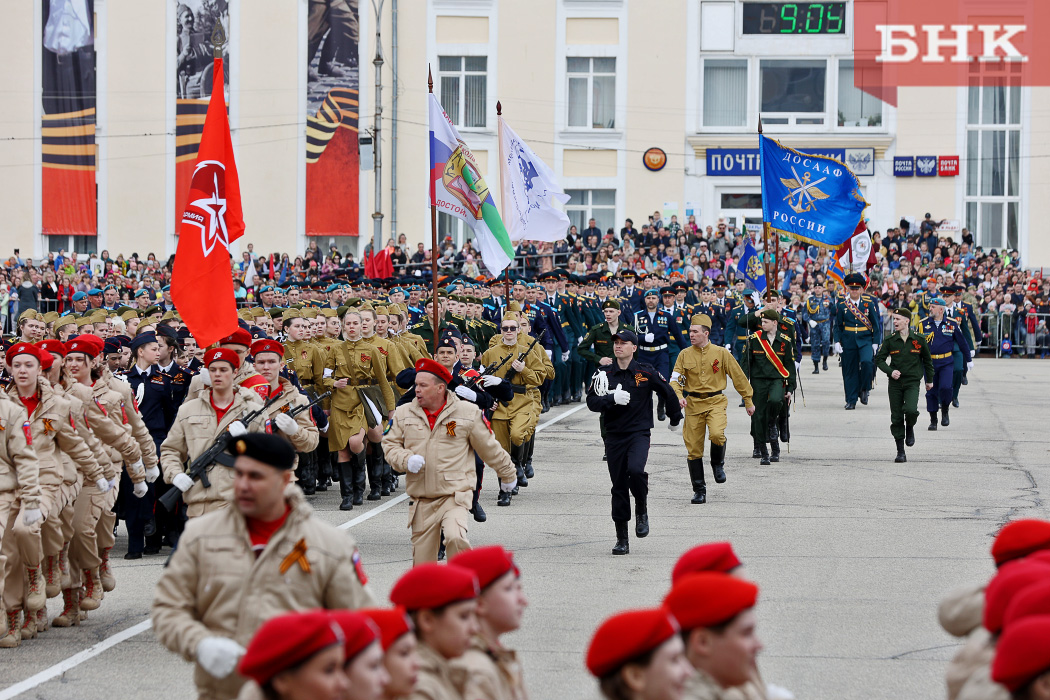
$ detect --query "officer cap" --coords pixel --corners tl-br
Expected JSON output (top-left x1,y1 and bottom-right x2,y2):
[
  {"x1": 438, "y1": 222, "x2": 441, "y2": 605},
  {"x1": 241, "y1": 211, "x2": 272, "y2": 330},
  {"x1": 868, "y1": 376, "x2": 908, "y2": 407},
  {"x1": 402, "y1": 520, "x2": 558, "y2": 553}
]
[
  {"x1": 690, "y1": 314, "x2": 713, "y2": 329},
  {"x1": 601, "y1": 299, "x2": 621, "y2": 311},
  {"x1": 672, "y1": 542, "x2": 742, "y2": 583},
  {"x1": 359, "y1": 608, "x2": 414, "y2": 652},
  {"x1": 435, "y1": 336, "x2": 457, "y2": 351},
  {"x1": 586, "y1": 608, "x2": 679, "y2": 678},
  {"x1": 176, "y1": 328, "x2": 193, "y2": 343},
  {"x1": 844, "y1": 272, "x2": 866, "y2": 287},
  {"x1": 663, "y1": 572, "x2": 759, "y2": 631},
  {"x1": 620, "y1": 269, "x2": 637, "y2": 279},
  {"x1": 893, "y1": 308, "x2": 912, "y2": 320},
  {"x1": 713, "y1": 280, "x2": 728, "y2": 289},
  {"x1": 103, "y1": 337, "x2": 124, "y2": 355},
  {"x1": 238, "y1": 610, "x2": 343, "y2": 686},
  {"x1": 612, "y1": 330, "x2": 638, "y2": 345},
  {"x1": 250, "y1": 339, "x2": 283, "y2": 358},
  {"x1": 129, "y1": 332, "x2": 157, "y2": 353},
  {"x1": 157, "y1": 325, "x2": 178, "y2": 341},
  {"x1": 204, "y1": 347, "x2": 241, "y2": 370},
  {"x1": 537, "y1": 271, "x2": 557, "y2": 281},
  {"x1": 660, "y1": 286, "x2": 675, "y2": 296},
  {"x1": 759, "y1": 309, "x2": 780, "y2": 322},
  {"x1": 389, "y1": 562, "x2": 479, "y2": 611}
]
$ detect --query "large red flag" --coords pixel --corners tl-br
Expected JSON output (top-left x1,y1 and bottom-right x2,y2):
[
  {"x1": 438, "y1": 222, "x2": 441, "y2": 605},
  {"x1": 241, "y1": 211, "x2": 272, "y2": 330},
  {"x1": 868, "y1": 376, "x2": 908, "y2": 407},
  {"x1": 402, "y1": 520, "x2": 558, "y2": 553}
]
[
  {"x1": 364, "y1": 244, "x2": 394, "y2": 279},
  {"x1": 171, "y1": 57, "x2": 244, "y2": 348}
]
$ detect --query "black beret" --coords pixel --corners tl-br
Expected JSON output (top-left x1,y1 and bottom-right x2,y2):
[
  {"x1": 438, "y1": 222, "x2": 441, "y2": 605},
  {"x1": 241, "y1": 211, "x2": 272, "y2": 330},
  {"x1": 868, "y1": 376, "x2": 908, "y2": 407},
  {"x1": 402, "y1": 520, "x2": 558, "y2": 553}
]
[{"x1": 226, "y1": 433, "x2": 296, "y2": 471}]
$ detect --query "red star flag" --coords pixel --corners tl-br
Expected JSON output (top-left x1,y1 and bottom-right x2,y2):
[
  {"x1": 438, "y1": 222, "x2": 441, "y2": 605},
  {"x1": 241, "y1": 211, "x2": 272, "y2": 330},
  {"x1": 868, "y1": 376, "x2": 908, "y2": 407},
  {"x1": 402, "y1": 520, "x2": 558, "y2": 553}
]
[{"x1": 171, "y1": 57, "x2": 244, "y2": 348}]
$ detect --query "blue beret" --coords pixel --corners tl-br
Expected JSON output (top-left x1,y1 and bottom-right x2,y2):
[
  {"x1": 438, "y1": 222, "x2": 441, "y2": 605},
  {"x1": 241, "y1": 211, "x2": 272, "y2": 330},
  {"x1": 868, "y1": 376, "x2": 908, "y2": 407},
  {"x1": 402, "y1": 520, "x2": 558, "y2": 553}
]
[
  {"x1": 71, "y1": 291, "x2": 87, "y2": 301},
  {"x1": 87, "y1": 288, "x2": 102, "y2": 296},
  {"x1": 644, "y1": 289, "x2": 659, "y2": 298},
  {"x1": 162, "y1": 285, "x2": 171, "y2": 292},
  {"x1": 133, "y1": 289, "x2": 148, "y2": 298},
  {"x1": 930, "y1": 297, "x2": 947, "y2": 307},
  {"x1": 325, "y1": 284, "x2": 339, "y2": 293},
  {"x1": 258, "y1": 285, "x2": 274, "y2": 294}
]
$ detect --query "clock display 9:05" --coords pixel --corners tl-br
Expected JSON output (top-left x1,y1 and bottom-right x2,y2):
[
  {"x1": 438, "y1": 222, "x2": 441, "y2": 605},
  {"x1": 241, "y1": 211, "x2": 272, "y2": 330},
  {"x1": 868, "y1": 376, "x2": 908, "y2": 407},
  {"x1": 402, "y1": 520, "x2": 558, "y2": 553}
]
[{"x1": 742, "y1": 2, "x2": 846, "y2": 35}]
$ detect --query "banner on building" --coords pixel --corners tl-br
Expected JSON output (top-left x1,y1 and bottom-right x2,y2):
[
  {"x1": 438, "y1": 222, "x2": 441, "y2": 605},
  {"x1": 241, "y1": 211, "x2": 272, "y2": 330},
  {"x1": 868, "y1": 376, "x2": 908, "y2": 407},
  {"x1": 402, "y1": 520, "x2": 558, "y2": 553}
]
[
  {"x1": 305, "y1": 0, "x2": 360, "y2": 238},
  {"x1": 174, "y1": 0, "x2": 230, "y2": 231},
  {"x1": 42, "y1": 0, "x2": 97, "y2": 239}
]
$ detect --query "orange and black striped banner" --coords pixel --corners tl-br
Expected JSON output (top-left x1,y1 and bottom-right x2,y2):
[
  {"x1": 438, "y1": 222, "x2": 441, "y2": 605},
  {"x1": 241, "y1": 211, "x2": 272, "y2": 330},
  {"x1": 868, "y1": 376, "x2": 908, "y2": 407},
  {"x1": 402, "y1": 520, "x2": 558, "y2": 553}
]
[{"x1": 306, "y1": 87, "x2": 358, "y2": 163}]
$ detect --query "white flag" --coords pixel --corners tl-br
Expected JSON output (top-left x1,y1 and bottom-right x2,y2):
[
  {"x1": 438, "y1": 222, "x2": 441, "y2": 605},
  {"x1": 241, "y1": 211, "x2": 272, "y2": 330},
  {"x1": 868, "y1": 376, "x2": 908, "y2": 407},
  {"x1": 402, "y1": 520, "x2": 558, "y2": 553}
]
[{"x1": 498, "y1": 117, "x2": 570, "y2": 243}]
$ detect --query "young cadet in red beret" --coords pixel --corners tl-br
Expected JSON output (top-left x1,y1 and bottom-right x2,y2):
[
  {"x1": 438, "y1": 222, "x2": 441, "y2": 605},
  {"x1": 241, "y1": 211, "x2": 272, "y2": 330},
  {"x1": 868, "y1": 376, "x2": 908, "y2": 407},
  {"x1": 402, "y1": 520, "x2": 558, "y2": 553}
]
[
  {"x1": 186, "y1": 327, "x2": 272, "y2": 402},
  {"x1": 586, "y1": 608, "x2": 693, "y2": 700},
  {"x1": 449, "y1": 546, "x2": 530, "y2": 700},
  {"x1": 329, "y1": 610, "x2": 389, "y2": 700},
  {"x1": 389, "y1": 563, "x2": 481, "y2": 700},
  {"x1": 360, "y1": 607, "x2": 421, "y2": 700},
  {"x1": 663, "y1": 572, "x2": 763, "y2": 700},
  {"x1": 993, "y1": 616, "x2": 1050, "y2": 699}
]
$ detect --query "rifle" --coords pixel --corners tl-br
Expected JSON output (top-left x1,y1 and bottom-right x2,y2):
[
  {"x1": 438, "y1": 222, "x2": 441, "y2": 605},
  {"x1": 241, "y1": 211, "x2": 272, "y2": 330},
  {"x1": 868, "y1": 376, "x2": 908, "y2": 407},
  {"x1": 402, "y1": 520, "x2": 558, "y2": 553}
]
[
  {"x1": 285, "y1": 390, "x2": 331, "y2": 419},
  {"x1": 479, "y1": 351, "x2": 515, "y2": 380},
  {"x1": 159, "y1": 393, "x2": 281, "y2": 512},
  {"x1": 504, "y1": 329, "x2": 546, "y2": 383}
]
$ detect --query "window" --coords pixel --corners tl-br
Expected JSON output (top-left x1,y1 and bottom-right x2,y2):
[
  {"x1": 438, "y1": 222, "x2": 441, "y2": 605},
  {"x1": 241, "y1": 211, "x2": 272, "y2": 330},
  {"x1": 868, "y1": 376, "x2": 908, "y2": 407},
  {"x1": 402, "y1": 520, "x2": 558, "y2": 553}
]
[
  {"x1": 45, "y1": 235, "x2": 95, "y2": 255},
  {"x1": 964, "y1": 70, "x2": 1021, "y2": 251},
  {"x1": 438, "y1": 56, "x2": 487, "y2": 128},
  {"x1": 567, "y1": 58, "x2": 615, "y2": 129},
  {"x1": 837, "y1": 60, "x2": 882, "y2": 128},
  {"x1": 704, "y1": 59, "x2": 747, "y2": 127},
  {"x1": 565, "y1": 189, "x2": 616, "y2": 235},
  {"x1": 760, "y1": 59, "x2": 826, "y2": 125},
  {"x1": 720, "y1": 193, "x2": 763, "y2": 209}
]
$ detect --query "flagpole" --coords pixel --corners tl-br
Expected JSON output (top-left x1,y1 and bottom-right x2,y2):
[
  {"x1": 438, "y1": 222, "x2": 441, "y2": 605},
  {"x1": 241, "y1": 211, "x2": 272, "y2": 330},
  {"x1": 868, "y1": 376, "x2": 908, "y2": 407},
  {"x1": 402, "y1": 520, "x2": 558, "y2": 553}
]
[
  {"x1": 496, "y1": 100, "x2": 511, "y2": 306},
  {"x1": 429, "y1": 66, "x2": 440, "y2": 355},
  {"x1": 758, "y1": 115, "x2": 774, "y2": 295}
]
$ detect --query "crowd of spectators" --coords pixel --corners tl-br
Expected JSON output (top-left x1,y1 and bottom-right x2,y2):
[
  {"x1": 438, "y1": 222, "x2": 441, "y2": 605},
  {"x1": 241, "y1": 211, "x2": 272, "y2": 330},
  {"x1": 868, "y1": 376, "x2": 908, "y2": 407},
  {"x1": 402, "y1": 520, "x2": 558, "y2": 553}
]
[{"x1": 3, "y1": 212, "x2": 1047, "y2": 356}]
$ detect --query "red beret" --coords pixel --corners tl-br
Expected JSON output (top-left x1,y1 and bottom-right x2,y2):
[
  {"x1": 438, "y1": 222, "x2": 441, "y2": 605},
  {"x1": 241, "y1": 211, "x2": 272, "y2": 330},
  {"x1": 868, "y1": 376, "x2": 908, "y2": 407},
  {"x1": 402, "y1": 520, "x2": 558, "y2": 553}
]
[
  {"x1": 1004, "y1": 581, "x2": 1050, "y2": 629},
  {"x1": 389, "y1": 563, "x2": 479, "y2": 611},
  {"x1": 218, "y1": 328, "x2": 253, "y2": 347},
  {"x1": 204, "y1": 347, "x2": 241, "y2": 370},
  {"x1": 37, "y1": 340, "x2": 66, "y2": 357},
  {"x1": 359, "y1": 607, "x2": 414, "y2": 651},
  {"x1": 992, "y1": 519, "x2": 1050, "y2": 566},
  {"x1": 238, "y1": 610, "x2": 345, "y2": 685},
  {"x1": 983, "y1": 560, "x2": 1050, "y2": 633},
  {"x1": 40, "y1": 353, "x2": 54, "y2": 372},
  {"x1": 663, "y1": 572, "x2": 759, "y2": 631},
  {"x1": 672, "y1": 542, "x2": 743, "y2": 583},
  {"x1": 450, "y1": 545, "x2": 519, "y2": 590},
  {"x1": 992, "y1": 615, "x2": 1050, "y2": 691},
  {"x1": 329, "y1": 610, "x2": 381, "y2": 662},
  {"x1": 250, "y1": 339, "x2": 284, "y2": 358},
  {"x1": 6, "y1": 343, "x2": 43, "y2": 365},
  {"x1": 586, "y1": 608, "x2": 680, "y2": 677},
  {"x1": 415, "y1": 358, "x2": 452, "y2": 384},
  {"x1": 66, "y1": 334, "x2": 103, "y2": 358}
]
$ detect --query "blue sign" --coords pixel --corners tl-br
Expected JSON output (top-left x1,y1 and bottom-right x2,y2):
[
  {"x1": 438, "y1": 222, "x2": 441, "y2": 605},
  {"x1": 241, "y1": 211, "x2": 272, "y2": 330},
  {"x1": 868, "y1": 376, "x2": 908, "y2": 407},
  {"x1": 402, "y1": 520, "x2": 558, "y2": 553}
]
[
  {"x1": 893, "y1": 156, "x2": 914, "y2": 177},
  {"x1": 708, "y1": 147, "x2": 847, "y2": 177},
  {"x1": 915, "y1": 156, "x2": 938, "y2": 177}
]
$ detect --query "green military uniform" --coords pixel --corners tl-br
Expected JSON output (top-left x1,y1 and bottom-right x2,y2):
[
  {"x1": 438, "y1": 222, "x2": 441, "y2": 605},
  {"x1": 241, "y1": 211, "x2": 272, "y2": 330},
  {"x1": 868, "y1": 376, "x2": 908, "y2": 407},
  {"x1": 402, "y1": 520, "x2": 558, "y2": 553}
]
[
  {"x1": 409, "y1": 310, "x2": 466, "y2": 349},
  {"x1": 743, "y1": 311, "x2": 797, "y2": 465},
  {"x1": 875, "y1": 312, "x2": 935, "y2": 461},
  {"x1": 577, "y1": 321, "x2": 636, "y2": 367}
]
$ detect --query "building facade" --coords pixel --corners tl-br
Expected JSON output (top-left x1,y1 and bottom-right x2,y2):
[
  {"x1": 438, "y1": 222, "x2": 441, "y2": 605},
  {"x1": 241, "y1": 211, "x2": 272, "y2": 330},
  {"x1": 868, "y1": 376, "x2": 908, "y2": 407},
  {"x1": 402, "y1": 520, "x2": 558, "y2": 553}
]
[{"x1": 2, "y1": 0, "x2": 1046, "y2": 266}]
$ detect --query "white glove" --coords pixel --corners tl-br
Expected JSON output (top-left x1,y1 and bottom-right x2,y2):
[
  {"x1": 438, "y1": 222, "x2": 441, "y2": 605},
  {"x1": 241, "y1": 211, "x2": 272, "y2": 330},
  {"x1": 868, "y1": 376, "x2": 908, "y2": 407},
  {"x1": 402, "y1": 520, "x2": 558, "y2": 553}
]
[
  {"x1": 323, "y1": 368, "x2": 334, "y2": 378},
  {"x1": 500, "y1": 479, "x2": 516, "y2": 493},
  {"x1": 172, "y1": 473, "x2": 195, "y2": 492},
  {"x1": 794, "y1": 361, "x2": 801, "y2": 371},
  {"x1": 129, "y1": 458, "x2": 144, "y2": 473},
  {"x1": 200, "y1": 368, "x2": 212, "y2": 386},
  {"x1": 22, "y1": 508, "x2": 43, "y2": 527},
  {"x1": 724, "y1": 343, "x2": 732, "y2": 350},
  {"x1": 481, "y1": 374, "x2": 502, "y2": 387},
  {"x1": 544, "y1": 349, "x2": 553, "y2": 359},
  {"x1": 809, "y1": 319, "x2": 817, "y2": 328},
  {"x1": 135, "y1": 382, "x2": 145, "y2": 406},
  {"x1": 612, "y1": 384, "x2": 631, "y2": 406},
  {"x1": 592, "y1": 371, "x2": 610, "y2": 397},
  {"x1": 561, "y1": 350, "x2": 570, "y2": 362},
  {"x1": 107, "y1": 477, "x2": 118, "y2": 492},
  {"x1": 872, "y1": 343, "x2": 879, "y2": 352},
  {"x1": 96, "y1": 477, "x2": 111, "y2": 493},
  {"x1": 833, "y1": 342, "x2": 843, "y2": 355},
  {"x1": 766, "y1": 684, "x2": 796, "y2": 700},
  {"x1": 967, "y1": 361, "x2": 974, "y2": 371},
  {"x1": 196, "y1": 637, "x2": 246, "y2": 679},
  {"x1": 227, "y1": 421, "x2": 247, "y2": 437},
  {"x1": 133, "y1": 481, "x2": 148, "y2": 498},
  {"x1": 274, "y1": 412, "x2": 299, "y2": 435},
  {"x1": 407, "y1": 455, "x2": 425, "y2": 473},
  {"x1": 644, "y1": 332, "x2": 655, "y2": 343},
  {"x1": 454, "y1": 386, "x2": 477, "y2": 402},
  {"x1": 144, "y1": 465, "x2": 160, "y2": 483}
]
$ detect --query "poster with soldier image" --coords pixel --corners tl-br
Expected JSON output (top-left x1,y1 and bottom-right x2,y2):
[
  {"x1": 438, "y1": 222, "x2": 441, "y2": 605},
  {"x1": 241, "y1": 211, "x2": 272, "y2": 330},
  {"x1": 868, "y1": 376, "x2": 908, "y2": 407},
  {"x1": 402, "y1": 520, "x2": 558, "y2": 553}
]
[
  {"x1": 174, "y1": 0, "x2": 230, "y2": 229},
  {"x1": 305, "y1": 0, "x2": 360, "y2": 240}
]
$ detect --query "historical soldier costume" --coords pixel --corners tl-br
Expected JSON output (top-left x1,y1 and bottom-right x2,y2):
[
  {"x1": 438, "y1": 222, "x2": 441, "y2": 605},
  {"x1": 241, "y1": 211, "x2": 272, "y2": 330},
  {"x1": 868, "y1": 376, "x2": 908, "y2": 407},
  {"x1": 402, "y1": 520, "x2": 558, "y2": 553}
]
[
  {"x1": 875, "y1": 308, "x2": 935, "y2": 463},
  {"x1": 586, "y1": 330, "x2": 682, "y2": 555},
  {"x1": 920, "y1": 297, "x2": 972, "y2": 430},
  {"x1": 833, "y1": 273, "x2": 882, "y2": 410},
  {"x1": 744, "y1": 309, "x2": 797, "y2": 466},
  {"x1": 670, "y1": 315, "x2": 754, "y2": 504}
]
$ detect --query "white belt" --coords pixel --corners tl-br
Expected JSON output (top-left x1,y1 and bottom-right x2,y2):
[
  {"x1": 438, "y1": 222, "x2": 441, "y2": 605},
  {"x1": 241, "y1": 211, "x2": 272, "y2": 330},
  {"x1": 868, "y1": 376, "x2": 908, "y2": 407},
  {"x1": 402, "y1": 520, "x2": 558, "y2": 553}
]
[{"x1": 640, "y1": 344, "x2": 668, "y2": 352}]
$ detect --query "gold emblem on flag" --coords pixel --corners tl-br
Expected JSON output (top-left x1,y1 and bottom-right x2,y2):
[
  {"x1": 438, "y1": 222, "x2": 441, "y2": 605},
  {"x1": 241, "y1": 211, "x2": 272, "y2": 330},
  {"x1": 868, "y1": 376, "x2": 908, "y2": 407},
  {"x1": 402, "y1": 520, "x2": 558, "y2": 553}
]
[
  {"x1": 443, "y1": 144, "x2": 488, "y2": 220},
  {"x1": 780, "y1": 170, "x2": 830, "y2": 214}
]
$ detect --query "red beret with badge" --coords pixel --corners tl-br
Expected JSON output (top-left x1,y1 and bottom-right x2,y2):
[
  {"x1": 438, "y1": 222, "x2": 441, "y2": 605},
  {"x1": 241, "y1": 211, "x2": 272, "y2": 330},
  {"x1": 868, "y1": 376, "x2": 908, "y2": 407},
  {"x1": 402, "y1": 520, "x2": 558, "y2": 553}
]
[
  {"x1": 204, "y1": 347, "x2": 241, "y2": 370},
  {"x1": 329, "y1": 610, "x2": 381, "y2": 662},
  {"x1": 5, "y1": 343, "x2": 43, "y2": 366},
  {"x1": 992, "y1": 519, "x2": 1050, "y2": 566},
  {"x1": 415, "y1": 358, "x2": 453, "y2": 384},
  {"x1": 250, "y1": 339, "x2": 284, "y2": 359},
  {"x1": 66, "y1": 334, "x2": 104, "y2": 358},
  {"x1": 218, "y1": 328, "x2": 253, "y2": 347},
  {"x1": 359, "y1": 608, "x2": 414, "y2": 651}
]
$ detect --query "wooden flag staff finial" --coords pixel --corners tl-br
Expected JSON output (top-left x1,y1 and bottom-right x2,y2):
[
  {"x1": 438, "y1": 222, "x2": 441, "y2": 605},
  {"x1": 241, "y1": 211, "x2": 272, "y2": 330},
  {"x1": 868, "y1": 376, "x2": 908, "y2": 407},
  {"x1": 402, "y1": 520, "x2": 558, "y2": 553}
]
[
  {"x1": 211, "y1": 21, "x2": 227, "y2": 58},
  {"x1": 497, "y1": 100, "x2": 502, "y2": 116},
  {"x1": 428, "y1": 65, "x2": 433, "y2": 93}
]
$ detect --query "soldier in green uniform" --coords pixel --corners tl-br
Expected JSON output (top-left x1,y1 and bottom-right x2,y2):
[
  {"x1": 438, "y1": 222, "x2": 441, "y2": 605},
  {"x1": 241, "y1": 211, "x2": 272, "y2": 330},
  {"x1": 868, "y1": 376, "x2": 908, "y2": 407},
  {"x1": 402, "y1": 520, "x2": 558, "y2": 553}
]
[
  {"x1": 875, "y1": 308, "x2": 935, "y2": 463},
  {"x1": 744, "y1": 309, "x2": 797, "y2": 466},
  {"x1": 408, "y1": 294, "x2": 466, "y2": 350}
]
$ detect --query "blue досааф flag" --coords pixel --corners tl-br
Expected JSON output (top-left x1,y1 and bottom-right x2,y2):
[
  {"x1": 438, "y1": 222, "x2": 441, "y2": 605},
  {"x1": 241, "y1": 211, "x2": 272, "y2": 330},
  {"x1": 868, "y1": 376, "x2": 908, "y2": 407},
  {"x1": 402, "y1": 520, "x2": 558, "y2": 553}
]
[
  {"x1": 760, "y1": 135, "x2": 867, "y2": 249},
  {"x1": 736, "y1": 238, "x2": 767, "y2": 293}
]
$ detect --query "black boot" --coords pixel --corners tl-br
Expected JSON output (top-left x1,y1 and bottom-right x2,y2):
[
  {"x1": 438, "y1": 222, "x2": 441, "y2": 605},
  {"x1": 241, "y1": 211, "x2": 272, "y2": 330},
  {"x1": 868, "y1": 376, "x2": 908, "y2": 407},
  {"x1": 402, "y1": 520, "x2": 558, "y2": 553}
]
[
  {"x1": 769, "y1": 439, "x2": 780, "y2": 463},
  {"x1": 612, "y1": 521, "x2": 629, "y2": 555},
  {"x1": 512, "y1": 444, "x2": 528, "y2": 487},
  {"x1": 366, "y1": 447, "x2": 382, "y2": 501},
  {"x1": 352, "y1": 451, "x2": 366, "y2": 506},
  {"x1": 687, "y1": 459, "x2": 707, "y2": 504},
  {"x1": 656, "y1": 398, "x2": 666, "y2": 422},
  {"x1": 759, "y1": 443, "x2": 770, "y2": 466},
  {"x1": 860, "y1": 389, "x2": 869, "y2": 405},
  {"x1": 635, "y1": 499, "x2": 649, "y2": 538},
  {"x1": 375, "y1": 445, "x2": 391, "y2": 496},
  {"x1": 710, "y1": 441, "x2": 727, "y2": 482},
  {"x1": 752, "y1": 439, "x2": 762, "y2": 458},
  {"x1": 952, "y1": 397, "x2": 960, "y2": 408},
  {"x1": 941, "y1": 406, "x2": 950, "y2": 426},
  {"x1": 905, "y1": 422, "x2": 916, "y2": 447},
  {"x1": 894, "y1": 438, "x2": 907, "y2": 463},
  {"x1": 471, "y1": 493, "x2": 487, "y2": 522},
  {"x1": 497, "y1": 489, "x2": 512, "y2": 506},
  {"x1": 812, "y1": 361, "x2": 820, "y2": 374},
  {"x1": 767, "y1": 422, "x2": 779, "y2": 442},
  {"x1": 337, "y1": 461, "x2": 354, "y2": 511},
  {"x1": 522, "y1": 438, "x2": 535, "y2": 479},
  {"x1": 928, "y1": 411, "x2": 939, "y2": 430},
  {"x1": 823, "y1": 356, "x2": 828, "y2": 370}
]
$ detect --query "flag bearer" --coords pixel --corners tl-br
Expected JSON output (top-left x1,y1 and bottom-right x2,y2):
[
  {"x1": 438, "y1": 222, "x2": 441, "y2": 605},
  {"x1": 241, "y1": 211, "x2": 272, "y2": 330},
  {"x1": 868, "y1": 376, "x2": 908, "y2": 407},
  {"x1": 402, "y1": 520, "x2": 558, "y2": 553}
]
[{"x1": 744, "y1": 310, "x2": 797, "y2": 466}]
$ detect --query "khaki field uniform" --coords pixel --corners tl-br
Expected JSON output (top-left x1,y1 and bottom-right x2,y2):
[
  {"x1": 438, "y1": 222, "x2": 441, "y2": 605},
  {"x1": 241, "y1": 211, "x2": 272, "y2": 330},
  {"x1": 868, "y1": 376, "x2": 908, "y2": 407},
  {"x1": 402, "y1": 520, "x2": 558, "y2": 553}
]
[
  {"x1": 284, "y1": 339, "x2": 326, "y2": 394},
  {"x1": 262, "y1": 377, "x2": 320, "y2": 468},
  {"x1": 322, "y1": 338, "x2": 396, "y2": 451},
  {"x1": 0, "y1": 394, "x2": 41, "y2": 612},
  {"x1": 409, "y1": 642, "x2": 466, "y2": 700},
  {"x1": 450, "y1": 635, "x2": 528, "y2": 700},
  {"x1": 479, "y1": 342, "x2": 545, "y2": 451},
  {"x1": 671, "y1": 343, "x2": 754, "y2": 460}
]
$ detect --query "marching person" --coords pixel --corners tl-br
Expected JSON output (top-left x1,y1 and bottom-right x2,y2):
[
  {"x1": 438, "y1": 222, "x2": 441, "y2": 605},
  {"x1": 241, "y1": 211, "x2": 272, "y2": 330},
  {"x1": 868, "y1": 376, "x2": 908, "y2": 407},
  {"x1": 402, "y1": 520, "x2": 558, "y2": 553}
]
[
  {"x1": 587, "y1": 330, "x2": 682, "y2": 555},
  {"x1": 359, "y1": 608, "x2": 421, "y2": 700},
  {"x1": 802, "y1": 284, "x2": 833, "y2": 374},
  {"x1": 744, "y1": 309, "x2": 797, "y2": 466},
  {"x1": 382, "y1": 359, "x2": 517, "y2": 565},
  {"x1": 632, "y1": 289, "x2": 688, "y2": 422},
  {"x1": 578, "y1": 299, "x2": 634, "y2": 460},
  {"x1": 152, "y1": 433, "x2": 376, "y2": 700},
  {"x1": 832, "y1": 273, "x2": 881, "y2": 410},
  {"x1": 875, "y1": 308, "x2": 935, "y2": 463},
  {"x1": 670, "y1": 315, "x2": 754, "y2": 505},
  {"x1": 250, "y1": 338, "x2": 320, "y2": 472},
  {"x1": 920, "y1": 296, "x2": 972, "y2": 431}
]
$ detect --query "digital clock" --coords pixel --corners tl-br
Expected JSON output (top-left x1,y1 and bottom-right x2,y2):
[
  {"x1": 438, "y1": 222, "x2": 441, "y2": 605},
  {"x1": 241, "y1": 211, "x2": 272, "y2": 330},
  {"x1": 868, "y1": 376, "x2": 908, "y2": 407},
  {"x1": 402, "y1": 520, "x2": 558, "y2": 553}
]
[{"x1": 742, "y1": 2, "x2": 846, "y2": 35}]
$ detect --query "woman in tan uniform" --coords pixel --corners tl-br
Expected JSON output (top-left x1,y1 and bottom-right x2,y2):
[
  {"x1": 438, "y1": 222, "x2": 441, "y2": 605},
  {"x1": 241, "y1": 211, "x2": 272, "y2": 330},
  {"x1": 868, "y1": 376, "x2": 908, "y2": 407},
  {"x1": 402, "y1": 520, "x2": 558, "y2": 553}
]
[
  {"x1": 360, "y1": 608, "x2": 421, "y2": 700},
  {"x1": 325, "y1": 310, "x2": 395, "y2": 511},
  {"x1": 360, "y1": 306, "x2": 408, "y2": 501}
]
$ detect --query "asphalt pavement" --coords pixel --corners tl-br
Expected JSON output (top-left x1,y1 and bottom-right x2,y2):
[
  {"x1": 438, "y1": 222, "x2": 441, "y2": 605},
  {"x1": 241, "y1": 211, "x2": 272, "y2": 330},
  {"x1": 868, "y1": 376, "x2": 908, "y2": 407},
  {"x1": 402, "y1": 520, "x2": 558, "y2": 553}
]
[{"x1": 1, "y1": 358, "x2": 1047, "y2": 700}]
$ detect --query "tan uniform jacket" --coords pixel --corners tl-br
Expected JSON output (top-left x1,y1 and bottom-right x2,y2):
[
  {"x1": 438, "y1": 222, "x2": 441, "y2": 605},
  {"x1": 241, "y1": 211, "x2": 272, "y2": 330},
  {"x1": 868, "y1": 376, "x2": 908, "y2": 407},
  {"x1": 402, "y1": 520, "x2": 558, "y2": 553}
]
[
  {"x1": 0, "y1": 393, "x2": 42, "y2": 509},
  {"x1": 479, "y1": 343, "x2": 545, "y2": 421},
  {"x1": 409, "y1": 642, "x2": 465, "y2": 700},
  {"x1": 939, "y1": 582, "x2": 984, "y2": 638},
  {"x1": 159, "y1": 388, "x2": 265, "y2": 507},
  {"x1": 54, "y1": 383, "x2": 112, "y2": 483},
  {"x1": 392, "y1": 332, "x2": 428, "y2": 365},
  {"x1": 450, "y1": 636, "x2": 528, "y2": 700},
  {"x1": 151, "y1": 485, "x2": 377, "y2": 700},
  {"x1": 384, "y1": 392, "x2": 515, "y2": 498},
  {"x1": 323, "y1": 338, "x2": 397, "y2": 414},
  {"x1": 101, "y1": 368, "x2": 159, "y2": 471},
  {"x1": 671, "y1": 344, "x2": 754, "y2": 411},
  {"x1": 186, "y1": 361, "x2": 267, "y2": 402},
  {"x1": 284, "y1": 339, "x2": 326, "y2": 394},
  {"x1": 684, "y1": 669, "x2": 730, "y2": 700},
  {"x1": 5, "y1": 378, "x2": 102, "y2": 487},
  {"x1": 263, "y1": 378, "x2": 320, "y2": 454},
  {"x1": 65, "y1": 377, "x2": 145, "y2": 482}
]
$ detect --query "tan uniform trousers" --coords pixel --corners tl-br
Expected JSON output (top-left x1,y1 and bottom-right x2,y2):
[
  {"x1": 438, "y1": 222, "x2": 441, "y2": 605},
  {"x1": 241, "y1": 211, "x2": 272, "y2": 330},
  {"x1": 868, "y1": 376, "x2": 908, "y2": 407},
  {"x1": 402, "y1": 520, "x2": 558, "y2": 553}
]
[
  {"x1": 409, "y1": 492, "x2": 472, "y2": 566},
  {"x1": 59, "y1": 478, "x2": 83, "y2": 545},
  {"x1": 69, "y1": 482, "x2": 117, "y2": 588},
  {"x1": 0, "y1": 492, "x2": 21, "y2": 610},
  {"x1": 683, "y1": 394, "x2": 729, "y2": 460},
  {"x1": 1, "y1": 485, "x2": 61, "y2": 609},
  {"x1": 492, "y1": 410, "x2": 532, "y2": 451}
]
